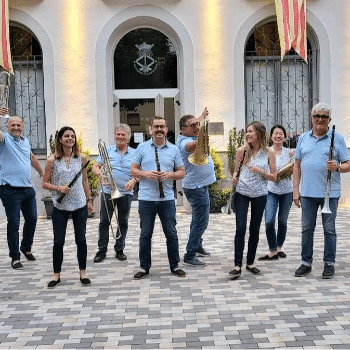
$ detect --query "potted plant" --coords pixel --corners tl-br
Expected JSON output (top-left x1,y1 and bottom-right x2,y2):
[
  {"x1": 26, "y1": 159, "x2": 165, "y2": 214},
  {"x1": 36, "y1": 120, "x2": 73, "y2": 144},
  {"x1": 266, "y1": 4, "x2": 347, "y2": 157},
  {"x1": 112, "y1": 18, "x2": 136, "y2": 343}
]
[
  {"x1": 227, "y1": 127, "x2": 245, "y2": 176},
  {"x1": 208, "y1": 147, "x2": 231, "y2": 213},
  {"x1": 210, "y1": 128, "x2": 244, "y2": 213},
  {"x1": 42, "y1": 132, "x2": 99, "y2": 218}
]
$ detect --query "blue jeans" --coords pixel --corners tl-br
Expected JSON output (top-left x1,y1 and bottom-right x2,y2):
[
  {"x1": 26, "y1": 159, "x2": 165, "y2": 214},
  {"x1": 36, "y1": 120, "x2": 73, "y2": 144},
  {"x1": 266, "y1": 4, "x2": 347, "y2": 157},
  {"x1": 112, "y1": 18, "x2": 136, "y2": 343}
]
[
  {"x1": 0, "y1": 185, "x2": 37, "y2": 261},
  {"x1": 97, "y1": 193, "x2": 133, "y2": 252},
  {"x1": 264, "y1": 191, "x2": 293, "y2": 251},
  {"x1": 183, "y1": 186, "x2": 210, "y2": 260},
  {"x1": 52, "y1": 205, "x2": 88, "y2": 273},
  {"x1": 138, "y1": 200, "x2": 180, "y2": 271},
  {"x1": 300, "y1": 196, "x2": 338, "y2": 266},
  {"x1": 234, "y1": 192, "x2": 267, "y2": 267}
]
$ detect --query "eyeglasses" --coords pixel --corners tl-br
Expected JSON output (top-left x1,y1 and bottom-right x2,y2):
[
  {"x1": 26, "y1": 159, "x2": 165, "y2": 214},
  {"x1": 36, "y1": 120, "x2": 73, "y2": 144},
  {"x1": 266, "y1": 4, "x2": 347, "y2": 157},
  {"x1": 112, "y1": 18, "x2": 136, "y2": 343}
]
[
  {"x1": 312, "y1": 114, "x2": 330, "y2": 120},
  {"x1": 187, "y1": 122, "x2": 200, "y2": 128},
  {"x1": 152, "y1": 124, "x2": 167, "y2": 129}
]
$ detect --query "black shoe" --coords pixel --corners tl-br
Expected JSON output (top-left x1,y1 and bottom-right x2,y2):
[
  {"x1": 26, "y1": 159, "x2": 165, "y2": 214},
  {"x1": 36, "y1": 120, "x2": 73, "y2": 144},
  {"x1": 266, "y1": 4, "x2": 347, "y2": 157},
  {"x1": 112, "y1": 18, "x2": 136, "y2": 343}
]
[
  {"x1": 134, "y1": 270, "x2": 149, "y2": 280},
  {"x1": 115, "y1": 251, "x2": 127, "y2": 261},
  {"x1": 322, "y1": 265, "x2": 335, "y2": 279},
  {"x1": 20, "y1": 249, "x2": 36, "y2": 261},
  {"x1": 196, "y1": 247, "x2": 211, "y2": 257},
  {"x1": 246, "y1": 266, "x2": 261, "y2": 275},
  {"x1": 277, "y1": 251, "x2": 287, "y2": 258},
  {"x1": 47, "y1": 278, "x2": 61, "y2": 289},
  {"x1": 229, "y1": 268, "x2": 241, "y2": 280},
  {"x1": 258, "y1": 254, "x2": 279, "y2": 261},
  {"x1": 171, "y1": 268, "x2": 186, "y2": 277},
  {"x1": 80, "y1": 277, "x2": 91, "y2": 286},
  {"x1": 184, "y1": 257, "x2": 206, "y2": 266},
  {"x1": 294, "y1": 264, "x2": 312, "y2": 277},
  {"x1": 93, "y1": 251, "x2": 106, "y2": 263},
  {"x1": 11, "y1": 260, "x2": 23, "y2": 269}
]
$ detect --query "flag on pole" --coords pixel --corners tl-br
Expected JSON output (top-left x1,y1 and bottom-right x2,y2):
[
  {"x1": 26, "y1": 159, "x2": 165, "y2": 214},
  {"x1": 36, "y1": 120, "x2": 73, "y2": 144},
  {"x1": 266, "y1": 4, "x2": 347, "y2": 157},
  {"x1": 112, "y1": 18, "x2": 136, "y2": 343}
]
[
  {"x1": 275, "y1": 0, "x2": 307, "y2": 62},
  {"x1": 0, "y1": 0, "x2": 13, "y2": 73}
]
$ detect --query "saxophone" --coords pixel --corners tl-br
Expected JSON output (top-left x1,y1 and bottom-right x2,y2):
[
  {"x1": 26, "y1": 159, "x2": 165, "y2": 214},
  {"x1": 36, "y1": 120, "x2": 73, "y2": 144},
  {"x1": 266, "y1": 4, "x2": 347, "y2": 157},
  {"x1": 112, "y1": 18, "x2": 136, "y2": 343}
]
[{"x1": 188, "y1": 118, "x2": 209, "y2": 166}]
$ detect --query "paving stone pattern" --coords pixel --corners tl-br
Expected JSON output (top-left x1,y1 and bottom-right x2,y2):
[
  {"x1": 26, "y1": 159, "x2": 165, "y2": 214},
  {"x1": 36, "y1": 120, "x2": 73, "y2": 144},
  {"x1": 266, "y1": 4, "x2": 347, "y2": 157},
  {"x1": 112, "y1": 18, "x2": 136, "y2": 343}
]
[{"x1": 0, "y1": 205, "x2": 350, "y2": 349}]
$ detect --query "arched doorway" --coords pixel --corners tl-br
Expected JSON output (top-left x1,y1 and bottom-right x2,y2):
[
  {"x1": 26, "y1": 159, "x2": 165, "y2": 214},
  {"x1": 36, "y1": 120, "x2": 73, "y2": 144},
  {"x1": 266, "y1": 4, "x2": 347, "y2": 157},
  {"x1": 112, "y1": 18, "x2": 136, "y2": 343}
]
[
  {"x1": 245, "y1": 20, "x2": 319, "y2": 147},
  {"x1": 3, "y1": 23, "x2": 46, "y2": 154},
  {"x1": 113, "y1": 27, "x2": 179, "y2": 148}
]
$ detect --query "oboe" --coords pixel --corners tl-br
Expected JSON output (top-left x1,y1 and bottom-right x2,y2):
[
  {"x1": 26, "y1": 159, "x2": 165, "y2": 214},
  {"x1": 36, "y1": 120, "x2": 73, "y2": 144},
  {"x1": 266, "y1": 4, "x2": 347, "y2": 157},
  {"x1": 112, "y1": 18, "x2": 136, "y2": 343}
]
[{"x1": 154, "y1": 147, "x2": 165, "y2": 198}]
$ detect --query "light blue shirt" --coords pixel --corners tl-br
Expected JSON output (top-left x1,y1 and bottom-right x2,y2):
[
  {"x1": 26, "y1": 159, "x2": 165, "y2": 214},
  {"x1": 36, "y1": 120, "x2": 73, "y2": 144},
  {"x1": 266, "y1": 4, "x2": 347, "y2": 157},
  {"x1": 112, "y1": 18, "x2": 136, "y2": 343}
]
[
  {"x1": 176, "y1": 134, "x2": 216, "y2": 189},
  {"x1": 96, "y1": 145, "x2": 136, "y2": 196},
  {"x1": 295, "y1": 128, "x2": 349, "y2": 198},
  {"x1": 0, "y1": 133, "x2": 32, "y2": 187},
  {"x1": 133, "y1": 139, "x2": 184, "y2": 201}
]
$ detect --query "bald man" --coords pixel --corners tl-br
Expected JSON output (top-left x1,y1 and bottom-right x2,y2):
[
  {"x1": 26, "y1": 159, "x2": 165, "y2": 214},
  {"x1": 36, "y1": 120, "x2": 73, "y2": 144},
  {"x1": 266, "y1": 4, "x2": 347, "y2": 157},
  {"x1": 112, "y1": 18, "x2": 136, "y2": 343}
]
[{"x1": 0, "y1": 114, "x2": 43, "y2": 269}]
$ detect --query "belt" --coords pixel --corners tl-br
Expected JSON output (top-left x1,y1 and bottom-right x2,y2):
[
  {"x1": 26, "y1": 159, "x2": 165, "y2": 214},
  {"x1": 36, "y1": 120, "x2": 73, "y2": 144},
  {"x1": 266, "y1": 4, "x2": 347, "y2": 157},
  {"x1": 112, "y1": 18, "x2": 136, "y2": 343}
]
[{"x1": 0, "y1": 184, "x2": 28, "y2": 190}]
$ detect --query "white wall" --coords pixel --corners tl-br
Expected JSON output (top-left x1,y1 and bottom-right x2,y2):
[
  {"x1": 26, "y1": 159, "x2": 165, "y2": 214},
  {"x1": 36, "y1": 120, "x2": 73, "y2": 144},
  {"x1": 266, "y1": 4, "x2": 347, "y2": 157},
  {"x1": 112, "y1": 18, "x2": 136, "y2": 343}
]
[{"x1": 3, "y1": 0, "x2": 350, "y2": 214}]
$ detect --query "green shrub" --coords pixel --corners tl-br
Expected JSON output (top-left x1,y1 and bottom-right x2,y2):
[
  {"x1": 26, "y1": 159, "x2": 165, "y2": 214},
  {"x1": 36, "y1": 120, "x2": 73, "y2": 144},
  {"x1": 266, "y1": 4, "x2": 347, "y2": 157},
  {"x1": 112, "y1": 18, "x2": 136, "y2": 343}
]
[
  {"x1": 209, "y1": 147, "x2": 228, "y2": 213},
  {"x1": 227, "y1": 128, "x2": 245, "y2": 175}
]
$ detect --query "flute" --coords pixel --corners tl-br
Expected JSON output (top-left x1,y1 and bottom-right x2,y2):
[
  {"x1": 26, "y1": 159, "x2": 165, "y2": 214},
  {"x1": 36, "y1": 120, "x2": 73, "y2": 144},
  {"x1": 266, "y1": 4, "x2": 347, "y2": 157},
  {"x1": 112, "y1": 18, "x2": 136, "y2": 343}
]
[{"x1": 154, "y1": 147, "x2": 165, "y2": 198}]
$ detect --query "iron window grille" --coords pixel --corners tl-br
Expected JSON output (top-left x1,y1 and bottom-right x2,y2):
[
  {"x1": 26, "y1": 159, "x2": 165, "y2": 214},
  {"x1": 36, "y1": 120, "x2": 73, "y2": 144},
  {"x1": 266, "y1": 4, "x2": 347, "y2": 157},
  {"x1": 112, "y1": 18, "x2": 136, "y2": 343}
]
[
  {"x1": 245, "y1": 21, "x2": 319, "y2": 148},
  {"x1": 0, "y1": 25, "x2": 46, "y2": 155}
]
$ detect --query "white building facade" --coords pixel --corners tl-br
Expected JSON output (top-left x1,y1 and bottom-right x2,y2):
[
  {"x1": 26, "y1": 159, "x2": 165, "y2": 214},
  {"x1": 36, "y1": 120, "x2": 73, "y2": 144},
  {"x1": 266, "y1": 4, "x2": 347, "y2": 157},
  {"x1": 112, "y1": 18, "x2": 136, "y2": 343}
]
[{"x1": 2, "y1": 0, "x2": 350, "y2": 216}]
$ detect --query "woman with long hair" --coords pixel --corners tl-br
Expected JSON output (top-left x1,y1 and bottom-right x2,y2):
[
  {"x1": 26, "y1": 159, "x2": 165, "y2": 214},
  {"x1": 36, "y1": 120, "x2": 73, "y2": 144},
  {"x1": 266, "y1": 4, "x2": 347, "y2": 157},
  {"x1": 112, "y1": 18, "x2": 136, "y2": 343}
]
[
  {"x1": 258, "y1": 125, "x2": 294, "y2": 260},
  {"x1": 229, "y1": 121, "x2": 277, "y2": 280},
  {"x1": 42, "y1": 126, "x2": 94, "y2": 288}
]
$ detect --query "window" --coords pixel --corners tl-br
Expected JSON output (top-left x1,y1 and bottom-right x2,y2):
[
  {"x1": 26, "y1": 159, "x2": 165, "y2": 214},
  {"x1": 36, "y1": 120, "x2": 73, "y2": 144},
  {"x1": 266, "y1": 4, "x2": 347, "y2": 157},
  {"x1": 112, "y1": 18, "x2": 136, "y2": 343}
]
[
  {"x1": 2, "y1": 24, "x2": 46, "y2": 154},
  {"x1": 114, "y1": 28, "x2": 178, "y2": 90},
  {"x1": 245, "y1": 21, "x2": 318, "y2": 147}
]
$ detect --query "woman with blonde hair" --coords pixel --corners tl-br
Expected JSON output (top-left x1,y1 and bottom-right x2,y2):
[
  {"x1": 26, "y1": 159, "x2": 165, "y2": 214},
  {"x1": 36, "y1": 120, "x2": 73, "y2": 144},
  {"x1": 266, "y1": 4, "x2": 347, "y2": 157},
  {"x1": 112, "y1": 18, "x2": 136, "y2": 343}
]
[{"x1": 229, "y1": 121, "x2": 277, "y2": 280}]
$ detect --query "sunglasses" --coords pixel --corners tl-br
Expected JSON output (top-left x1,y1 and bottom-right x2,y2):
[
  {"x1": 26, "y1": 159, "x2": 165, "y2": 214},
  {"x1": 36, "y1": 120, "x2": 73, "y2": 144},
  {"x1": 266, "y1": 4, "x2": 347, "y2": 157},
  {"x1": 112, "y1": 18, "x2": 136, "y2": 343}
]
[
  {"x1": 187, "y1": 122, "x2": 200, "y2": 128},
  {"x1": 312, "y1": 114, "x2": 330, "y2": 120}
]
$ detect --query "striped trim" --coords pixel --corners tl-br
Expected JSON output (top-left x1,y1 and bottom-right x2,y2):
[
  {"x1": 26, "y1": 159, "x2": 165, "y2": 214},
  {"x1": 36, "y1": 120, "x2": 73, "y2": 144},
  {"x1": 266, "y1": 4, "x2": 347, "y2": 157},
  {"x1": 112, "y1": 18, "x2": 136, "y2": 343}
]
[
  {"x1": 0, "y1": 0, "x2": 13, "y2": 73},
  {"x1": 275, "y1": 0, "x2": 307, "y2": 62}
]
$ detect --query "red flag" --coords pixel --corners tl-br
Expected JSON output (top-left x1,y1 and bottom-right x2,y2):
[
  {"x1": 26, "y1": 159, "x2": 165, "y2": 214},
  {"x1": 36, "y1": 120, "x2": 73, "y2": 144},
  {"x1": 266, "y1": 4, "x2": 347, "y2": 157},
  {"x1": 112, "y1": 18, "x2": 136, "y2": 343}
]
[
  {"x1": 0, "y1": 0, "x2": 13, "y2": 73},
  {"x1": 275, "y1": 0, "x2": 307, "y2": 62}
]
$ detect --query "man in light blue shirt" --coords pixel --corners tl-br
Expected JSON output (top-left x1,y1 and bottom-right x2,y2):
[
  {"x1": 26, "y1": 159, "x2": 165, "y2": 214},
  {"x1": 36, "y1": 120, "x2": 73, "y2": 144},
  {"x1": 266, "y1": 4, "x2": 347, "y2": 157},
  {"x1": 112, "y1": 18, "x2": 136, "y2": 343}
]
[
  {"x1": 293, "y1": 102, "x2": 350, "y2": 279},
  {"x1": 176, "y1": 108, "x2": 216, "y2": 267},
  {"x1": 0, "y1": 114, "x2": 43, "y2": 269},
  {"x1": 131, "y1": 116, "x2": 186, "y2": 279},
  {"x1": 92, "y1": 124, "x2": 137, "y2": 263}
]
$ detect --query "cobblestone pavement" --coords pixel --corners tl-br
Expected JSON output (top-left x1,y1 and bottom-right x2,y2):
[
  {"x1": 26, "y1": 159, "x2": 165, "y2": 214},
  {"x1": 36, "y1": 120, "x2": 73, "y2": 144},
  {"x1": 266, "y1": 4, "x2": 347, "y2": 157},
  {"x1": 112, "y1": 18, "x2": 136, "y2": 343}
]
[{"x1": 1, "y1": 204, "x2": 350, "y2": 349}]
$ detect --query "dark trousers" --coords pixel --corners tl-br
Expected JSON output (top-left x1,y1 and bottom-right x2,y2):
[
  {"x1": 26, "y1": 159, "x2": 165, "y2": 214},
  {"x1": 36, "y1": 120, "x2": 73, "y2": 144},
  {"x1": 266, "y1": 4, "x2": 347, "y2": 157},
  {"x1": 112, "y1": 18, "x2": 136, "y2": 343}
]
[
  {"x1": 0, "y1": 186, "x2": 37, "y2": 261},
  {"x1": 234, "y1": 192, "x2": 267, "y2": 267},
  {"x1": 97, "y1": 193, "x2": 133, "y2": 252},
  {"x1": 52, "y1": 205, "x2": 88, "y2": 273},
  {"x1": 138, "y1": 200, "x2": 180, "y2": 271}
]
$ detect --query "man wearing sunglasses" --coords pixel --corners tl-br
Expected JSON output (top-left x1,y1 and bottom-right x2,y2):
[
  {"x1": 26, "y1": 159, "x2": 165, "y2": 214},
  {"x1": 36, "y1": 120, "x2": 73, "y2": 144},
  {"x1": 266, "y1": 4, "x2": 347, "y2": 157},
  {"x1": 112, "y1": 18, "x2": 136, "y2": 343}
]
[
  {"x1": 293, "y1": 102, "x2": 350, "y2": 279},
  {"x1": 176, "y1": 108, "x2": 216, "y2": 267}
]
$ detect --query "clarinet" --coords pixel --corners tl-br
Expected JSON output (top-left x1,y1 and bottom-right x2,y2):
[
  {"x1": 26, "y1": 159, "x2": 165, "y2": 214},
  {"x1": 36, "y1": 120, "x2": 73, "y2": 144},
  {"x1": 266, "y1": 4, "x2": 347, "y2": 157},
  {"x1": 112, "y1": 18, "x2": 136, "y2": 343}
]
[
  {"x1": 57, "y1": 160, "x2": 90, "y2": 204},
  {"x1": 154, "y1": 147, "x2": 165, "y2": 198},
  {"x1": 321, "y1": 125, "x2": 335, "y2": 214}
]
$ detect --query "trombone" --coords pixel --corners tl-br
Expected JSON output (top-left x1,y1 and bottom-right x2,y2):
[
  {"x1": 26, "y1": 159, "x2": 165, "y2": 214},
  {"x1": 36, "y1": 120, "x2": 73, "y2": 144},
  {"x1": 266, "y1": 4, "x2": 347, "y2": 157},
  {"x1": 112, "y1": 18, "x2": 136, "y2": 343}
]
[{"x1": 98, "y1": 139, "x2": 122, "y2": 239}]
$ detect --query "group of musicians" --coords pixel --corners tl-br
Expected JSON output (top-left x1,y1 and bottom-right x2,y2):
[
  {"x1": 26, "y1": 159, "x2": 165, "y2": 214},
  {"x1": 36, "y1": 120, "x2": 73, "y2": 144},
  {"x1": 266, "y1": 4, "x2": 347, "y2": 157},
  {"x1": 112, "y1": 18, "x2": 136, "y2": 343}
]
[{"x1": 0, "y1": 102, "x2": 349, "y2": 288}]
